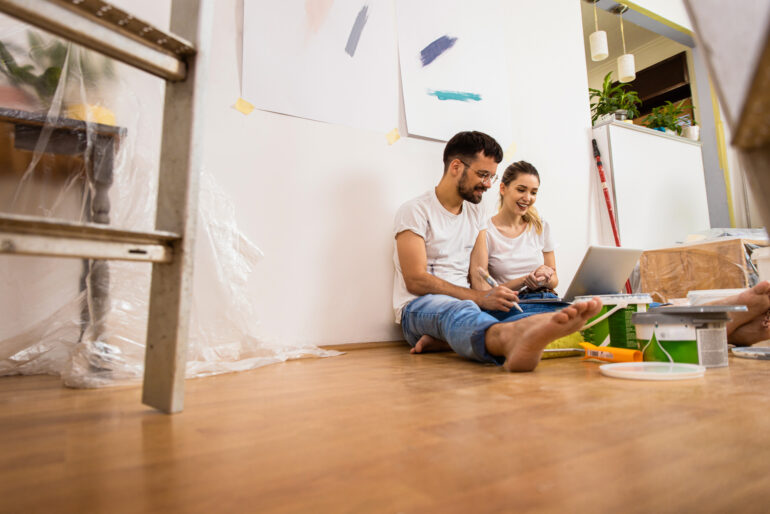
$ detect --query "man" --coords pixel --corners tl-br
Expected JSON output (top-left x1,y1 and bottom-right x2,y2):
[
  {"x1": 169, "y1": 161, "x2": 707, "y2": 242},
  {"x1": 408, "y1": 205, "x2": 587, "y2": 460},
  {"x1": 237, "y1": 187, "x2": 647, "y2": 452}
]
[{"x1": 392, "y1": 131, "x2": 603, "y2": 371}]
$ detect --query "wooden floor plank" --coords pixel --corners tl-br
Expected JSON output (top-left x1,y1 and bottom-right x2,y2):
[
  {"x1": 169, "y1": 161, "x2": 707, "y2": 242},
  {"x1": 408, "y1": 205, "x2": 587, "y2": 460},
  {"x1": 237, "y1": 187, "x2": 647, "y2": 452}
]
[{"x1": 1, "y1": 345, "x2": 769, "y2": 513}]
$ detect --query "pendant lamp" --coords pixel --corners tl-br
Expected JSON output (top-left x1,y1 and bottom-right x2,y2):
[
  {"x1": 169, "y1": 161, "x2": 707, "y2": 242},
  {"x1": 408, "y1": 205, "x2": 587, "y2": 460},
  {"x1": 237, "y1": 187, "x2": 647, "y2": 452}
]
[
  {"x1": 615, "y1": 6, "x2": 636, "y2": 82},
  {"x1": 589, "y1": 1, "x2": 608, "y2": 61}
]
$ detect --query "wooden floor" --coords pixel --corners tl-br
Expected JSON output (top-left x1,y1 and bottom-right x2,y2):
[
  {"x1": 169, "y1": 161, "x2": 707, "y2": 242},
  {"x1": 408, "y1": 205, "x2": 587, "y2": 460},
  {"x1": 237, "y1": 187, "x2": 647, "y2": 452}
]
[{"x1": 2, "y1": 343, "x2": 770, "y2": 513}]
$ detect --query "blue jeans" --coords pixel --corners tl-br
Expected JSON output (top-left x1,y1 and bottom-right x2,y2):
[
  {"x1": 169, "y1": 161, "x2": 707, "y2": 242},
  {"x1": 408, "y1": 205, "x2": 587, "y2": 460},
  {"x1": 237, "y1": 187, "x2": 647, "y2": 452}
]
[
  {"x1": 400, "y1": 292, "x2": 570, "y2": 365},
  {"x1": 485, "y1": 292, "x2": 570, "y2": 321}
]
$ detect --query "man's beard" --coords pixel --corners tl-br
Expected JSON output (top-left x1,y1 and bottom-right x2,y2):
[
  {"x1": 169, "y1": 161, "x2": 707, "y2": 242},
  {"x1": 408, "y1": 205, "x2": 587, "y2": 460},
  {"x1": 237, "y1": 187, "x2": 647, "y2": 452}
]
[{"x1": 457, "y1": 169, "x2": 486, "y2": 204}]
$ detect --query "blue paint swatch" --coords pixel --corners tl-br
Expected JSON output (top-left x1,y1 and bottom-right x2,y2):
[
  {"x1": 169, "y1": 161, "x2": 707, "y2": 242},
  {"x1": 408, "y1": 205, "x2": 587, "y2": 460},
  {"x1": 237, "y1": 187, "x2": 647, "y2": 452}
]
[
  {"x1": 427, "y1": 90, "x2": 482, "y2": 102},
  {"x1": 345, "y1": 5, "x2": 369, "y2": 57},
  {"x1": 420, "y1": 35, "x2": 457, "y2": 67}
]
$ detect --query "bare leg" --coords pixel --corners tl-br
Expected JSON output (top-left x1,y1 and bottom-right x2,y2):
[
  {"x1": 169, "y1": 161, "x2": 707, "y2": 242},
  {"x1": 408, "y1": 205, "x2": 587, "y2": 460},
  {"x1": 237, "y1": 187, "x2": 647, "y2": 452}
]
[
  {"x1": 706, "y1": 281, "x2": 770, "y2": 336},
  {"x1": 410, "y1": 335, "x2": 451, "y2": 354},
  {"x1": 485, "y1": 298, "x2": 603, "y2": 372},
  {"x1": 729, "y1": 311, "x2": 770, "y2": 346}
]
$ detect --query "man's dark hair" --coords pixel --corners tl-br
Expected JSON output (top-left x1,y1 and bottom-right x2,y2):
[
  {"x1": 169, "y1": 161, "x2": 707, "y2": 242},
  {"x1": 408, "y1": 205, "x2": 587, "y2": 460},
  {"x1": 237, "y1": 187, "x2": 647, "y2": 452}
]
[{"x1": 442, "y1": 131, "x2": 503, "y2": 173}]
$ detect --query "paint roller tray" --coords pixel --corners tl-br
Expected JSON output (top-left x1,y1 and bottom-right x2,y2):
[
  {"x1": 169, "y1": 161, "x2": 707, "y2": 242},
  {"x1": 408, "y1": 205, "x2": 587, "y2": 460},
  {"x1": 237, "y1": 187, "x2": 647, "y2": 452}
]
[
  {"x1": 731, "y1": 347, "x2": 770, "y2": 360},
  {"x1": 650, "y1": 306, "x2": 748, "y2": 313},
  {"x1": 634, "y1": 305, "x2": 748, "y2": 324},
  {"x1": 599, "y1": 362, "x2": 706, "y2": 380}
]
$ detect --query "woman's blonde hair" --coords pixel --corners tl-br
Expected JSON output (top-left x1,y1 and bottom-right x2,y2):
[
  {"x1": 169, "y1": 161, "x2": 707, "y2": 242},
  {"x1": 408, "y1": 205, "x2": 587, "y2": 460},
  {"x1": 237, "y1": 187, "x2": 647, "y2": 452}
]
[{"x1": 499, "y1": 160, "x2": 543, "y2": 234}]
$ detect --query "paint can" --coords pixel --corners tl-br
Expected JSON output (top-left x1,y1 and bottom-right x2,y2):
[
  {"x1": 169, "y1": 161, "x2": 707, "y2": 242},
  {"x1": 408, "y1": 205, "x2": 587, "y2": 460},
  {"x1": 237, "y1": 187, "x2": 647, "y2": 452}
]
[
  {"x1": 576, "y1": 294, "x2": 652, "y2": 349},
  {"x1": 632, "y1": 306, "x2": 747, "y2": 368}
]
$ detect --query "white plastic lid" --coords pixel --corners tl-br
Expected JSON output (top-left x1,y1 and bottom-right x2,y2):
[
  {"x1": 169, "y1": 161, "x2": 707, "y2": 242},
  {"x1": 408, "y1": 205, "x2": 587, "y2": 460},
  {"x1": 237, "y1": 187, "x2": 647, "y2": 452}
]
[{"x1": 599, "y1": 362, "x2": 706, "y2": 380}]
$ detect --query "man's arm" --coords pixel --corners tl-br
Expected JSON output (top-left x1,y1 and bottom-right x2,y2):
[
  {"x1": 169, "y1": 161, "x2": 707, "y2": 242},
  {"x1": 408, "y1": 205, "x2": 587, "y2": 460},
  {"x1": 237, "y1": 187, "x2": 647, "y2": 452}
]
[
  {"x1": 469, "y1": 230, "x2": 491, "y2": 291},
  {"x1": 396, "y1": 230, "x2": 518, "y2": 311}
]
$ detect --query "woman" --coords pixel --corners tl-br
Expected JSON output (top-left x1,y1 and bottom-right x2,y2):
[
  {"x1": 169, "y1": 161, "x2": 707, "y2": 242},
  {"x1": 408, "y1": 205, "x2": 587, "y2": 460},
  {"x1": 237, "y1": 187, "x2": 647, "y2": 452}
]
[{"x1": 472, "y1": 160, "x2": 568, "y2": 321}]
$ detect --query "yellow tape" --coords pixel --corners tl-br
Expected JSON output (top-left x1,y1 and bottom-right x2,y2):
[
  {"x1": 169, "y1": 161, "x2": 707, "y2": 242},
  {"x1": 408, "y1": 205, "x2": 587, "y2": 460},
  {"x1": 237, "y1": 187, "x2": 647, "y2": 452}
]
[
  {"x1": 234, "y1": 97, "x2": 255, "y2": 115},
  {"x1": 709, "y1": 81, "x2": 736, "y2": 227},
  {"x1": 386, "y1": 128, "x2": 400, "y2": 145}
]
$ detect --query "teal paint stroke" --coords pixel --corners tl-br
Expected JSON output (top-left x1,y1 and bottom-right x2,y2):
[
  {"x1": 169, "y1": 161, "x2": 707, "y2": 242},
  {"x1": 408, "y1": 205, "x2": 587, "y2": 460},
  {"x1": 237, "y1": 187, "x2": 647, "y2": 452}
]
[{"x1": 427, "y1": 89, "x2": 482, "y2": 102}]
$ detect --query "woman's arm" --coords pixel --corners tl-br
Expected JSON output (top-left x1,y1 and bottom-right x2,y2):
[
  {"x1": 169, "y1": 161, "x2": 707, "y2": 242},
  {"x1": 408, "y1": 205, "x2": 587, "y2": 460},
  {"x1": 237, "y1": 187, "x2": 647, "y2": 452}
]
[
  {"x1": 500, "y1": 275, "x2": 529, "y2": 291},
  {"x1": 536, "y1": 251, "x2": 559, "y2": 289}
]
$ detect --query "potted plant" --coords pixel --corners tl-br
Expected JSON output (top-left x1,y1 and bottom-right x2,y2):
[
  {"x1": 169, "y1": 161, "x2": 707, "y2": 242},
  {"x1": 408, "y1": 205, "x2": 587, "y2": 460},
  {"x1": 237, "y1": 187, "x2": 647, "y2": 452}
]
[
  {"x1": 0, "y1": 39, "x2": 61, "y2": 110},
  {"x1": 683, "y1": 107, "x2": 699, "y2": 140},
  {"x1": 0, "y1": 31, "x2": 114, "y2": 113},
  {"x1": 589, "y1": 71, "x2": 642, "y2": 125},
  {"x1": 642, "y1": 100, "x2": 687, "y2": 135}
]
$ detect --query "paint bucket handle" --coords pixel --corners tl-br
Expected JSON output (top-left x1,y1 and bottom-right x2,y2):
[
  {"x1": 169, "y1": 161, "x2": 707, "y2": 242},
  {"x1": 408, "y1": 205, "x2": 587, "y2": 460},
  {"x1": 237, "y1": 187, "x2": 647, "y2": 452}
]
[
  {"x1": 640, "y1": 325, "x2": 675, "y2": 363},
  {"x1": 580, "y1": 302, "x2": 628, "y2": 331}
]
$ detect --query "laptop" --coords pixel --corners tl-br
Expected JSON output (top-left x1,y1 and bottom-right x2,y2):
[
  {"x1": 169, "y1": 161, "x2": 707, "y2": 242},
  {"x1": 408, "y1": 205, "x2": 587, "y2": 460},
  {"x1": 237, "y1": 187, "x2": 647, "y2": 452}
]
[{"x1": 561, "y1": 245, "x2": 643, "y2": 301}]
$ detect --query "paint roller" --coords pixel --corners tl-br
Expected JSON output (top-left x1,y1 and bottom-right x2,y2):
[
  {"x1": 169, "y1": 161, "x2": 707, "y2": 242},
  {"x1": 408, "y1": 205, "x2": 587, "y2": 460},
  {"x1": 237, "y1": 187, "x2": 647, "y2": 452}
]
[
  {"x1": 543, "y1": 342, "x2": 642, "y2": 363},
  {"x1": 592, "y1": 138, "x2": 632, "y2": 294}
]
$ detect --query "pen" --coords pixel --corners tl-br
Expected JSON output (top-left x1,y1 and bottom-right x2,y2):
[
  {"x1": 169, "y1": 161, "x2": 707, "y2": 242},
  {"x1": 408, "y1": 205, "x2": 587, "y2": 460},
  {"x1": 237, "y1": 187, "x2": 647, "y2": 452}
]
[{"x1": 477, "y1": 267, "x2": 523, "y2": 313}]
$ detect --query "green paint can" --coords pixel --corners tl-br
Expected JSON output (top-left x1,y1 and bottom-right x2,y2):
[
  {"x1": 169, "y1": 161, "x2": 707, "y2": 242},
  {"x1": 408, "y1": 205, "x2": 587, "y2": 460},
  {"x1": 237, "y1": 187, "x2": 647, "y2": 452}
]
[
  {"x1": 632, "y1": 306, "x2": 747, "y2": 368},
  {"x1": 576, "y1": 294, "x2": 652, "y2": 349}
]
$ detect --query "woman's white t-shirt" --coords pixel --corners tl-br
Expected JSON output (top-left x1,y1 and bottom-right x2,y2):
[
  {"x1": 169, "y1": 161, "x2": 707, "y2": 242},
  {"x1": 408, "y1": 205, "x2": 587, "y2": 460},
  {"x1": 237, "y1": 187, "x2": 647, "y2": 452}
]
[{"x1": 486, "y1": 218, "x2": 557, "y2": 285}]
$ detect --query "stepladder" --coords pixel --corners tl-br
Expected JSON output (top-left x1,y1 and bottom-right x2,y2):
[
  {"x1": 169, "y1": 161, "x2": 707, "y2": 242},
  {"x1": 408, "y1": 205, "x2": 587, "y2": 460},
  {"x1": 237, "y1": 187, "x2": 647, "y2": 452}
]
[{"x1": 0, "y1": 0, "x2": 213, "y2": 413}]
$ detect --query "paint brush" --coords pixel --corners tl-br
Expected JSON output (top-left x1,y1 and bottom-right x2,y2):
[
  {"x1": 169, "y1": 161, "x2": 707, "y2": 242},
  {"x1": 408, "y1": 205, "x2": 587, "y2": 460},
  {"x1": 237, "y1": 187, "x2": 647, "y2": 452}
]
[{"x1": 476, "y1": 267, "x2": 523, "y2": 313}]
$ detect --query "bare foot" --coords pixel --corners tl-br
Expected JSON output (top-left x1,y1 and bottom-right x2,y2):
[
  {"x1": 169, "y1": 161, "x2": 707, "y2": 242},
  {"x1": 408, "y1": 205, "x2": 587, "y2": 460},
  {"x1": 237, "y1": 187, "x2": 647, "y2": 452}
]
[
  {"x1": 485, "y1": 298, "x2": 603, "y2": 371},
  {"x1": 410, "y1": 335, "x2": 451, "y2": 354},
  {"x1": 708, "y1": 281, "x2": 770, "y2": 335},
  {"x1": 729, "y1": 310, "x2": 770, "y2": 346}
]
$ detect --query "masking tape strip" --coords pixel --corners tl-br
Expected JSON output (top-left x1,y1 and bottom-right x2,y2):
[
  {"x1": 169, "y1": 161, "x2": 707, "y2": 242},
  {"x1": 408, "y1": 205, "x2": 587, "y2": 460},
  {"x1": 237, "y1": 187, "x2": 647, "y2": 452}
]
[
  {"x1": 234, "y1": 97, "x2": 255, "y2": 115},
  {"x1": 386, "y1": 128, "x2": 400, "y2": 145}
]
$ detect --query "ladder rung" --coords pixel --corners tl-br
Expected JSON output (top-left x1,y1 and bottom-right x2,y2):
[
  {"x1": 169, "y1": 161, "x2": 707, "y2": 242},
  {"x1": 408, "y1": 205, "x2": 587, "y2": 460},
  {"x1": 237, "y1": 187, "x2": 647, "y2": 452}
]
[
  {"x1": 0, "y1": 214, "x2": 178, "y2": 262},
  {"x1": 0, "y1": 0, "x2": 195, "y2": 82},
  {"x1": 0, "y1": 232, "x2": 171, "y2": 262}
]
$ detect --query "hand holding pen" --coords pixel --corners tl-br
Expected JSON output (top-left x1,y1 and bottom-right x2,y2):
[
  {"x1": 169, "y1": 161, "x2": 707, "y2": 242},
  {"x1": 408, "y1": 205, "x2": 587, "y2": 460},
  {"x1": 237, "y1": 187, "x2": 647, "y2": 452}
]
[{"x1": 476, "y1": 267, "x2": 523, "y2": 313}]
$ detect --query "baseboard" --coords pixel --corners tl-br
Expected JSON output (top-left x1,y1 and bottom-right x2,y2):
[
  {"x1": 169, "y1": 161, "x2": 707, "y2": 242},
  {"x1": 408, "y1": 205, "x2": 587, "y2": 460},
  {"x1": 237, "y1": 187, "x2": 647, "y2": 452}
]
[{"x1": 320, "y1": 340, "x2": 407, "y2": 352}]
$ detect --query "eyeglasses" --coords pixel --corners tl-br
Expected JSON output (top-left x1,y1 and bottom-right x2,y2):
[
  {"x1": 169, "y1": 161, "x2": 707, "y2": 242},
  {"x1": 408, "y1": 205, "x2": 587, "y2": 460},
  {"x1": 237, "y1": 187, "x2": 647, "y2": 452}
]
[{"x1": 459, "y1": 159, "x2": 498, "y2": 184}]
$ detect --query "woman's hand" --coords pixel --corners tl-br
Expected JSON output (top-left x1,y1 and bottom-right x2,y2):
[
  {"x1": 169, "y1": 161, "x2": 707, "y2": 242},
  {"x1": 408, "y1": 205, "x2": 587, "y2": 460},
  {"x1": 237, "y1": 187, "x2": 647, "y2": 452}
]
[
  {"x1": 526, "y1": 265, "x2": 555, "y2": 289},
  {"x1": 523, "y1": 272, "x2": 543, "y2": 290}
]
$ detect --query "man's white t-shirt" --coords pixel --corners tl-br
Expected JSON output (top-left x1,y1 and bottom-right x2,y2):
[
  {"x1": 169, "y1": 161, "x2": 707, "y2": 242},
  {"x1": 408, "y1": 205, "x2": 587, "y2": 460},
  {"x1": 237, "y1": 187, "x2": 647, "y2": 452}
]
[
  {"x1": 486, "y1": 218, "x2": 556, "y2": 285},
  {"x1": 392, "y1": 189, "x2": 487, "y2": 323}
]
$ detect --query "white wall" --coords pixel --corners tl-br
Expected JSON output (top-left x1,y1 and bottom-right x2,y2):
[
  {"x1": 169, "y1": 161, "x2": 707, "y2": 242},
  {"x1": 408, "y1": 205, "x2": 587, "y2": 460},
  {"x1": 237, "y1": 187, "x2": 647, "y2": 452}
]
[{"x1": 198, "y1": 0, "x2": 600, "y2": 345}]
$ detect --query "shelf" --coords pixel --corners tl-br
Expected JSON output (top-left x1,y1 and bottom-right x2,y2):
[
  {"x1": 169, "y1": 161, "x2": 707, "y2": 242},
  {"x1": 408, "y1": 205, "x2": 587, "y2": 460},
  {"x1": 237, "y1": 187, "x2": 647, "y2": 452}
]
[{"x1": 593, "y1": 120, "x2": 702, "y2": 147}]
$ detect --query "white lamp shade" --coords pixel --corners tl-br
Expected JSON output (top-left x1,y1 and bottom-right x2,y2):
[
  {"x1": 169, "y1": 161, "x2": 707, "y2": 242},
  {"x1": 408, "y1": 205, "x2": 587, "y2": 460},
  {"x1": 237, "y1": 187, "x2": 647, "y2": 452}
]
[
  {"x1": 618, "y1": 53, "x2": 636, "y2": 82},
  {"x1": 589, "y1": 31, "x2": 609, "y2": 61}
]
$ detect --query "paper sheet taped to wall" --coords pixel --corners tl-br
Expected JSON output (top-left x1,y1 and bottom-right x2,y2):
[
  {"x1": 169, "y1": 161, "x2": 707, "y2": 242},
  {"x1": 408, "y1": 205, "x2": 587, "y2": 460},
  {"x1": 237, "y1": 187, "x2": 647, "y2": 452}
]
[{"x1": 241, "y1": 0, "x2": 399, "y2": 132}]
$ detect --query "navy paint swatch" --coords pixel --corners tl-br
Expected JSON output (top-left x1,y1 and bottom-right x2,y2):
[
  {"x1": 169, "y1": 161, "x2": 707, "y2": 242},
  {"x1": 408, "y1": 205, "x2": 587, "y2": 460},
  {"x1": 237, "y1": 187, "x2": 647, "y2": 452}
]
[
  {"x1": 345, "y1": 5, "x2": 369, "y2": 57},
  {"x1": 420, "y1": 35, "x2": 457, "y2": 67}
]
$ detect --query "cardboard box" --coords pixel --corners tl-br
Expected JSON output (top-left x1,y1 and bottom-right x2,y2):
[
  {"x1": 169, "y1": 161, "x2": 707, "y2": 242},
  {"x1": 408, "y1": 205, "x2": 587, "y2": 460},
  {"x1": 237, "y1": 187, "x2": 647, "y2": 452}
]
[{"x1": 640, "y1": 238, "x2": 768, "y2": 301}]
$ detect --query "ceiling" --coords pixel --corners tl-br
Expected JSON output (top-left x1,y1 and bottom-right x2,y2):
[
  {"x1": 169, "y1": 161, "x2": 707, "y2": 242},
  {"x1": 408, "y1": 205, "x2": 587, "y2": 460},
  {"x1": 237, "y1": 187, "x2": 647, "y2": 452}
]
[{"x1": 580, "y1": 2, "x2": 659, "y2": 71}]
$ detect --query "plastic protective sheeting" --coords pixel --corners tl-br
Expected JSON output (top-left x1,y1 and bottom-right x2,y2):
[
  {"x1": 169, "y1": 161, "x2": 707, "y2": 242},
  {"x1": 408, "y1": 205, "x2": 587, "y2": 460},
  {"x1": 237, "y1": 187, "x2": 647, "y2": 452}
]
[{"x1": 0, "y1": 19, "x2": 339, "y2": 387}]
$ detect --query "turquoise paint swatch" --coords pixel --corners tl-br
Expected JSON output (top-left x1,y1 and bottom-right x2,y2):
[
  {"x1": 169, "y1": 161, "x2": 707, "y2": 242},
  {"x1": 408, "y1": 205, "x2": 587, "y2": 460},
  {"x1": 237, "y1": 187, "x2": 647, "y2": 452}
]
[{"x1": 427, "y1": 90, "x2": 482, "y2": 102}]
